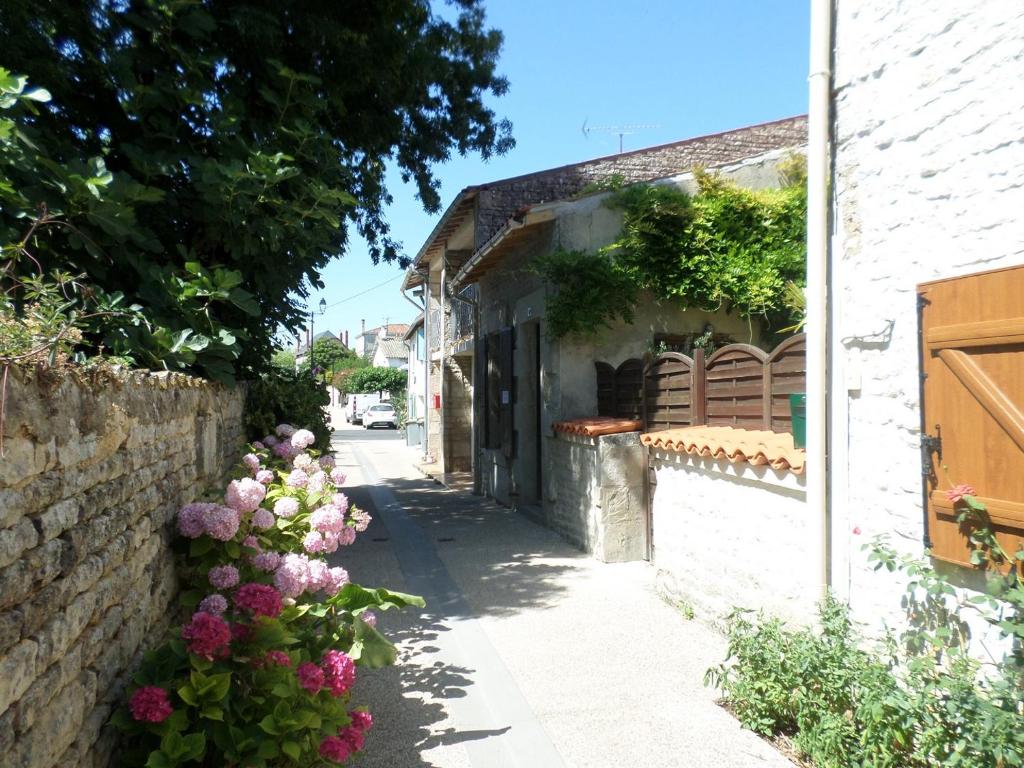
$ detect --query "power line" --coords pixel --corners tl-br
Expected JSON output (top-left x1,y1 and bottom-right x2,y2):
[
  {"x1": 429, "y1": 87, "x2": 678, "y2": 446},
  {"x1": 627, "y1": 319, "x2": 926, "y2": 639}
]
[{"x1": 321, "y1": 274, "x2": 402, "y2": 310}]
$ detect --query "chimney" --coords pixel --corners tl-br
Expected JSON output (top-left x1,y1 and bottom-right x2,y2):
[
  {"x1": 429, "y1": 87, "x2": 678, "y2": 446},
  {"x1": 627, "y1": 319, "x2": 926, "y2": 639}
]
[
  {"x1": 361, "y1": 319, "x2": 365, "y2": 336},
  {"x1": 344, "y1": 330, "x2": 349, "y2": 347}
]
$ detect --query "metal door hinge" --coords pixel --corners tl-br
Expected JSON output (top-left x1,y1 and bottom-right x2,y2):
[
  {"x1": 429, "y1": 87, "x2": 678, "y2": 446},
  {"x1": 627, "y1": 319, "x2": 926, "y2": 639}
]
[{"x1": 921, "y1": 427, "x2": 942, "y2": 477}]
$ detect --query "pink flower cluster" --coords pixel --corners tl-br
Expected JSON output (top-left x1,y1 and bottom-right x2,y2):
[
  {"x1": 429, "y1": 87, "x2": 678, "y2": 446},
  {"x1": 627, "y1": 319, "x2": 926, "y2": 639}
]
[
  {"x1": 264, "y1": 650, "x2": 291, "y2": 667},
  {"x1": 330, "y1": 467, "x2": 347, "y2": 485},
  {"x1": 209, "y1": 565, "x2": 240, "y2": 590},
  {"x1": 242, "y1": 453, "x2": 261, "y2": 473},
  {"x1": 285, "y1": 469, "x2": 308, "y2": 488},
  {"x1": 252, "y1": 551, "x2": 281, "y2": 572},
  {"x1": 234, "y1": 583, "x2": 283, "y2": 618},
  {"x1": 276, "y1": 423, "x2": 296, "y2": 438},
  {"x1": 129, "y1": 686, "x2": 174, "y2": 723},
  {"x1": 255, "y1": 469, "x2": 274, "y2": 485},
  {"x1": 252, "y1": 508, "x2": 275, "y2": 530},
  {"x1": 350, "y1": 508, "x2": 372, "y2": 533},
  {"x1": 225, "y1": 477, "x2": 266, "y2": 513},
  {"x1": 274, "y1": 497, "x2": 299, "y2": 518},
  {"x1": 198, "y1": 594, "x2": 228, "y2": 615},
  {"x1": 182, "y1": 612, "x2": 232, "y2": 660},
  {"x1": 274, "y1": 553, "x2": 349, "y2": 597},
  {"x1": 321, "y1": 650, "x2": 356, "y2": 696},
  {"x1": 297, "y1": 661, "x2": 325, "y2": 693},
  {"x1": 318, "y1": 709, "x2": 373, "y2": 763},
  {"x1": 177, "y1": 503, "x2": 240, "y2": 541},
  {"x1": 291, "y1": 429, "x2": 316, "y2": 449}
]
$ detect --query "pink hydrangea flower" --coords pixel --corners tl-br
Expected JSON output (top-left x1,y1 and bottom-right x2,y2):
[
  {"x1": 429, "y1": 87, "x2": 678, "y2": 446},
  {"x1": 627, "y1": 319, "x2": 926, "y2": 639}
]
[
  {"x1": 275, "y1": 553, "x2": 310, "y2": 598},
  {"x1": 252, "y1": 440, "x2": 266, "y2": 451},
  {"x1": 234, "y1": 583, "x2": 283, "y2": 618},
  {"x1": 252, "y1": 551, "x2": 281, "y2": 572},
  {"x1": 265, "y1": 650, "x2": 291, "y2": 667},
  {"x1": 319, "y1": 735, "x2": 353, "y2": 763},
  {"x1": 263, "y1": 435, "x2": 279, "y2": 447},
  {"x1": 341, "y1": 726, "x2": 365, "y2": 752},
  {"x1": 274, "y1": 441, "x2": 299, "y2": 460},
  {"x1": 323, "y1": 566, "x2": 350, "y2": 596},
  {"x1": 177, "y1": 502, "x2": 213, "y2": 538},
  {"x1": 359, "y1": 610, "x2": 377, "y2": 628},
  {"x1": 255, "y1": 469, "x2": 274, "y2": 485},
  {"x1": 205, "y1": 505, "x2": 241, "y2": 541},
  {"x1": 298, "y1": 661, "x2": 325, "y2": 693},
  {"x1": 331, "y1": 493, "x2": 350, "y2": 511},
  {"x1": 322, "y1": 531, "x2": 339, "y2": 554},
  {"x1": 276, "y1": 423, "x2": 296, "y2": 438},
  {"x1": 225, "y1": 478, "x2": 266, "y2": 514},
  {"x1": 285, "y1": 469, "x2": 308, "y2": 488},
  {"x1": 198, "y1": 594, "x2": 228, "y2": 615},
  {"x1": 319, "y1": 455, "x2": 336, "y2": 469},
  {"x1": 307, "y1": 471, "x2": 327, "y2": 495},
  {"x1": 182, "y1": 612, "x2": 232, "y2": 660},
  {"x1": 242, "y1": 535, "x2": 262, "y2": 553},
  {"x1": 274, "y1": 497, "x2": 300, "y2": 518},
  {"x1": 293, "y1": 453, "x2": 313, "y2": 470},
  {"x1": 242, "y1": 453, "x2": 261, "y2": 473},
  {"x1": 946, "y1": 484, "x2": 976, "y2": 503},
  {"x1": 291, "y1": 429, "x2": 316, "y2": 449},
  {"x1": 330, "y1": 468, "x2": 347, "y2": 486},
  {"x1": 338, "y1": 526, "x2": 357, "y2": 546},
  {"x1": 252, "y1": 508, "x2": 275, "y2": 530},
  {"x1": 321, "y1": 650, "x2": 356, "y2": 697},
  {"x1": 310, "y1": 505, "x2": 345, "y2": 534},
  {"x1": 349, "y1": 710, "x2": 373, "y2": 733},
  {"x1": 307, "y1": 559, "x2": 329, "y2": 591},
  {"x1": 209, "y1": 565, "x2": 240, "y2": 590},
  {"x1": 303, "y1": 531, "x2": 325, "y2": 554},
  {"x1": 129, "y1": 686, "x2": 174, "y2": 723},
  {"x1": 351, "y1": 508, "x2": 372, "y2": 533}
]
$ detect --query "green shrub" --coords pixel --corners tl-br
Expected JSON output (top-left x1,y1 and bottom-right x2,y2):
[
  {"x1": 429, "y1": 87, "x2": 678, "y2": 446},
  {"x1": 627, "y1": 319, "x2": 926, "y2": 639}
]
[
  {"x1": 706, "y1": 589, "x2": 1024, "y2": 768},
  {"x1": 245, "y1": 372, "x2": 331, "y2": 451}
]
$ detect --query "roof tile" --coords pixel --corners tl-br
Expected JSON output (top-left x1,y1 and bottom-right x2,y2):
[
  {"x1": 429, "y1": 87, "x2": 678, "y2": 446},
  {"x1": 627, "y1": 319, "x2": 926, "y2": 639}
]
[
  {"x1": 641, "y1": 426, "x2": 805, "y2": 474},
  {"x1": 553, "y1": 417, "x2": 643, "y2": 437}
]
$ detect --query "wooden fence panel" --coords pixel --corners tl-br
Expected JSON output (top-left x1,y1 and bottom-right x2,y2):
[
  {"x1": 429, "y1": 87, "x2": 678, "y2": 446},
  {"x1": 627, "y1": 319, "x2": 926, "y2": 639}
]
[
  {"x1": 595, "y1": 362, "x2": 615, "y2": 417},
  {"x1": 705, "y1": 345, "x2": 768, "y2": 429},
  {"x1": 635, "y1": 334, "x2": 806, "y2": 434},
  {"x1": 614, "y1": 359, "x2": 645, "y2": 420},
  {"x1": 643, "y1": 353, "x2": 695, "y2": 431},
  {"x1": 767, "y1": 335, "x2": 807, "y2": 433}
]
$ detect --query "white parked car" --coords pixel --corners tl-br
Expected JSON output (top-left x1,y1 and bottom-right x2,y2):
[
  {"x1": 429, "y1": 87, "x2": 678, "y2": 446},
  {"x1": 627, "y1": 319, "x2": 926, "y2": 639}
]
[{"x1": 362, "y1": 403, "x2": 397, "y2": 429}]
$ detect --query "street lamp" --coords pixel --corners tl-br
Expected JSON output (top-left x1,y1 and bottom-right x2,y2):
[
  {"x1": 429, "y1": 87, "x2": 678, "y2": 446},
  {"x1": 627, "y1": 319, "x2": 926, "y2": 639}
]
[{"x1": 310, "y1": 297, "x2": 327, "y2": 379}]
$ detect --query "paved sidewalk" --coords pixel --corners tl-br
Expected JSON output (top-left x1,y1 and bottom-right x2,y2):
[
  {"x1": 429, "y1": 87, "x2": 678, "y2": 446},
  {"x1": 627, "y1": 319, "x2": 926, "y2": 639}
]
[{"x1": 332, "y1": 427, "x2": 792, "y2": 768}]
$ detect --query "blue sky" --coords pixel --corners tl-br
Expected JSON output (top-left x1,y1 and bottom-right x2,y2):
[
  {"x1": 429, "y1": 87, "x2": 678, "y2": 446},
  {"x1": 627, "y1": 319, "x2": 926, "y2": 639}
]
[{"x1": 298, "y1": 0, "x2": 810, "y2": 348}]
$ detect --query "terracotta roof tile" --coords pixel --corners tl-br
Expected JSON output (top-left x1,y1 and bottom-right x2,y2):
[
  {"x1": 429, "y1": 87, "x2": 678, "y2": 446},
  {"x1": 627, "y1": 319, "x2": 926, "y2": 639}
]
[
  {"x1": 641, "y1": 426, "x2": 805, "y2": 474},
  {"x1": 553, "y1": 417, "x2": 643, "y2": 437}
]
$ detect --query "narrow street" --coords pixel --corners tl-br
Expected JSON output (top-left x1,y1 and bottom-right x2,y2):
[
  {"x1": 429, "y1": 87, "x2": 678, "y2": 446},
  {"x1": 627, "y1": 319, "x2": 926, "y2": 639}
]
[{"x1": 332, "y1": 424, "x2": 793, "y2": 768}]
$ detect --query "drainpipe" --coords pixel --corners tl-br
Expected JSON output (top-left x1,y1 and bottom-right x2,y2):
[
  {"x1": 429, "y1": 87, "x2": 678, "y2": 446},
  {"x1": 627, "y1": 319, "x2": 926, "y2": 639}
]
[
  {"x1": 401, "y1": 285, "x2": 426, "y2": 452},
  {"x1": 807, "y1": 0, "x2": 833, "y2": 600},
  {"x1": 439, "y1": 262, "x2": 447, "y2": 471}
]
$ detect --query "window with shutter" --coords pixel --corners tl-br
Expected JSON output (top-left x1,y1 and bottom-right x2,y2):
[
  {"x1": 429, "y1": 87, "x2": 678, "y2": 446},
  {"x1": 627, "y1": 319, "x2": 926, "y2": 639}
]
[{"x1": 918, "y1": 265, "x2": 1024, "y2": 567}]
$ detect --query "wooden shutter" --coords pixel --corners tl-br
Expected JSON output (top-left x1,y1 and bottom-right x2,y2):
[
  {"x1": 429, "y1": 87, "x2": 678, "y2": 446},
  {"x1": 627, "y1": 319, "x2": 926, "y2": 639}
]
[
  {"x1": 919, "y1": 265, "x2": 1024, "y2": 567},
  {"x1": 485, "y1": 333, "x2": 501, "y2": 449},
  {"x1": 614, "y1": 359, "x2": 644, "y2": 419}
]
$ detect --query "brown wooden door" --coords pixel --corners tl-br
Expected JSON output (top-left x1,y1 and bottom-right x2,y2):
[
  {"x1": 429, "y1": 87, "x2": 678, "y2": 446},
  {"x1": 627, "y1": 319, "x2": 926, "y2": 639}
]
[{"x1": 919, "y1": 265, "x2": 1024, "y2": 567}]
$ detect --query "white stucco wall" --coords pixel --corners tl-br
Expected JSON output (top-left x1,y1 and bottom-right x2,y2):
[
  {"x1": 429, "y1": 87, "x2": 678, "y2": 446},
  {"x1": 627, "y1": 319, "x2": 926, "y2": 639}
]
[
  {"x1": 651, "y1": 452, "x2": 814, "y2": 626},
  {"x1": 829, "y1": 2, "x2": 1024, "y2": 629}
]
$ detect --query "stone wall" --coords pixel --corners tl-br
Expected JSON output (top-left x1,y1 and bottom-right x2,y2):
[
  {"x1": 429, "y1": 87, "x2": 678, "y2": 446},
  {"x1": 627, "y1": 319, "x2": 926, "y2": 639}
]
[
  {"x1": 0, "y1": 367, "x2": 245, "y2": 767},
  {"x1": 544, "y1": 431, "x2": 646, "y2": 562},
  {"x1": 442, "y1": 356, "x2": 473, "y2": 473},
  {"x1": 828, "y1": 1, "x2": 1024, "y2": 628},
  {"x1": 651, "y1": 451, "x2": 813, "y2": 626}
]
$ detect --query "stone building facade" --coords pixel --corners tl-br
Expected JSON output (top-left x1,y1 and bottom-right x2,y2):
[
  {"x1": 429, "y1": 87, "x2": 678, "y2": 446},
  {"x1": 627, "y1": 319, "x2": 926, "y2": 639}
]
[{"x1": 826, "y1": 2, "x2": 1024, "y2": 627}]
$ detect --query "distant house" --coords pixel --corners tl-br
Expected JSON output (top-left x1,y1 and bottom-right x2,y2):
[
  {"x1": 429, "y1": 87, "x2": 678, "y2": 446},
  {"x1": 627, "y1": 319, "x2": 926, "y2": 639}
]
[
  {"x1": 353, "y1": 323, "x2": 410, "y2": 360},
  {"x1": 371, "y1": 337, "x2": 408, "y2": 369},
  {"x1": 403, "y1": 316, "x2": 427, "y2": 447},
  {"x1": 400, "y1": 115, "x2": 807, "y2": 492},
  {"x1": 295, "y1": 330, "x2": 350, "y2": 369}
]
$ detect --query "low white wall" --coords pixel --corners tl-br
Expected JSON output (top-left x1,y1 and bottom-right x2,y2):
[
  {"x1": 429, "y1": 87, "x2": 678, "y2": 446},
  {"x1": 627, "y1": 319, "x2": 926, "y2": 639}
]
[{"x1": 651, "y1": 451, "x2": 814, "y2": 626}]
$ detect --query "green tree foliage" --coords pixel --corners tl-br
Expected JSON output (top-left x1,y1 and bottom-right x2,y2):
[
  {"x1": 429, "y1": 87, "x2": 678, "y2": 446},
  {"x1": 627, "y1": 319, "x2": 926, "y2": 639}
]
[
  {"x1": 299, "y1": 337, "x2": 358, "y2": 377},
  {"x1": 270, "y1": 348, "x2": 296, "y2": 372},
  {"x1": 244, "y1": 371, "x2": 331, "y2": 450},
  {"x1": 0, "y1": 1, "x2": 512, "y2": 375},
  {"x1": 344, "y1": 366, "x2": 407, "y2": 395}
]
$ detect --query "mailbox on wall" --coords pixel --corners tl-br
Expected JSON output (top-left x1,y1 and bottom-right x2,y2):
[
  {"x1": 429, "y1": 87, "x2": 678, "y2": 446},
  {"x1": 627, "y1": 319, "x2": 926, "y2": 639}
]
[{"x1": 432, "y1": 393, "x2": 441, "y2": 409}]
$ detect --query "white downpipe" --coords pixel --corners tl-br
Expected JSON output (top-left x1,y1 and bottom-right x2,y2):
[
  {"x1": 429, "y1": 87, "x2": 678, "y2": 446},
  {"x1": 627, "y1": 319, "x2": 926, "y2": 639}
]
[{"x1": 807, "y1": 0, "x2": 833, "y2": 599}]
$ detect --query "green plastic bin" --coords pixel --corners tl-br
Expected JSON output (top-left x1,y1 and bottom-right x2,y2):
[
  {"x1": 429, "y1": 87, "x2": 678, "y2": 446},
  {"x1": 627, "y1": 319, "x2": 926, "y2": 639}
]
[{"x1": 789, "y1": 393, "x2": 807, "y2": 449}]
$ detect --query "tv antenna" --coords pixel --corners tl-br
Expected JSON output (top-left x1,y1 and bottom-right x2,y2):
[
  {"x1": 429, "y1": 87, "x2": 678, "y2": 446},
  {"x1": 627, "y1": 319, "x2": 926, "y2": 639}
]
[{"x1": 581, "y1": 119, "x2": 661, "y2": 153}]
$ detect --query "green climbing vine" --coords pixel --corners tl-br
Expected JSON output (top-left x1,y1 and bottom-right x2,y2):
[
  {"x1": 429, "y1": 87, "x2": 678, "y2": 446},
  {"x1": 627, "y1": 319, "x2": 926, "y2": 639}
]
[{"x1": 534, "y1": 156, "x2": 807, "y2": 341}]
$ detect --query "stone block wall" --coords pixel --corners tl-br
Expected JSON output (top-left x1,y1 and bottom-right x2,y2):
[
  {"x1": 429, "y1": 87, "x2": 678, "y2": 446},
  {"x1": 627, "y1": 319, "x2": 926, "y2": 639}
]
[
  {"x1": 0, "y1": 367, "x2": 245, "y2": 767},
  {"x1": 650, "y1": 451, "x2": 812, "y2": 627},
  {"x1": 544, "y1": 431, "x2": 646, "y2": 562},
  {"x1": 442, "y1": 356, "x2": 473, "y2": 473},
  {"x1": 828, "y1": 1, "x2": 1024, "y2": 628}
]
